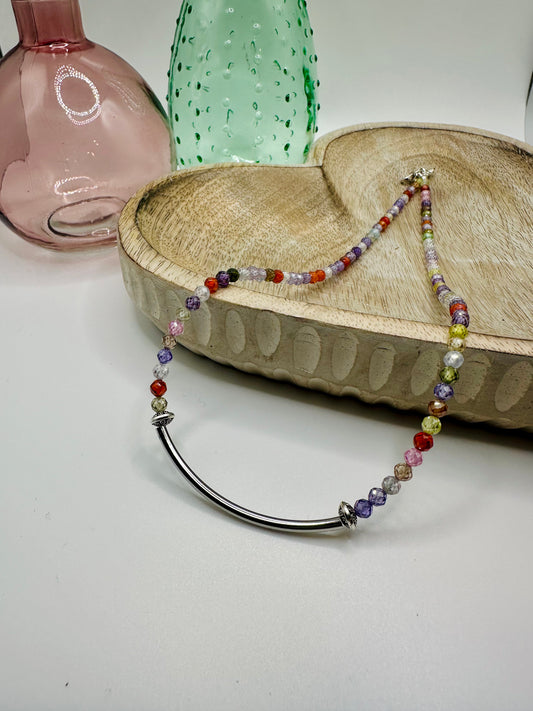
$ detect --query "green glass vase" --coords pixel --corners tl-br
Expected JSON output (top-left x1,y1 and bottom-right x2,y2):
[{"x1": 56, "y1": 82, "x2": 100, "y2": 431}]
[{"x1": 168, "y1": 0, "x2": 319, "y2": 166}]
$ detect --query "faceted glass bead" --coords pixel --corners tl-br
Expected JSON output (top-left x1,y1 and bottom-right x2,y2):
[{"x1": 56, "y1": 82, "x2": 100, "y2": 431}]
[
  {"x1": 449, "y1": 301, "x2": 467, "y2": 315},
  {"x1": 434, "y1": 382, "x2": 454, "y2": 400},
  {"x1": 157, "y1": 348, "x2": 173, "y2": 364},
  {"x1": 354, "y1": 499, "x2": 373, "y2": 518},
  {"x1": 394, "y1": 462, "x2": 412, "y2": 481},
  {"x1": 227, "y1": 268, "x2": 240, "y2": 282},
  {"x1": 443, "y1": 351, "x2": 464, "y2": 369},
  {"x1": 447, "y1": 337, "x2": 465, "y2": 352},
  {"x1": 452, "y1": 310, "x2": 470, "y2": 327},
  {"x1": 216, "y1": 271, "x2": 231, "y2": 288},
  {"x1": 185, "y1": 295, "x2": 201, "y2": 311},
  {"x1": 204, "y1": 278, "x2": 218, "y2": 294},
  {"x1": 150, "y1": 379, "x2": 167, "y2": 397},
  {"x1": 439, "y1": 366, "x2": 459, "y2": 384},
  {"x1": 428, "y1": 399, "x2": 448, "y2": 417},
  {"x1": 404, "y1": 447, "x2": 423, "y2": 467},
  {"x1": 151, "y1": 396, "x2": 168, "y2": 413},
  {"x1": 162, "y1": 334, "x2": 177, "y2": 349},
  {"x1": 195, "y1": 285, "x2": 211, "y2": 301},
  {"x1": 449, "y1": 324, "x2": 468, "y2": 339},
  {"x1": 368, "y1": 487, "x2": 387, "y2": 506},
  {"x1": 177, "y1": 307, "x2": 191, "y2": 321},
  {"x1": 168, "y1": 320, "x2": 184, "y2": 337},
  {"x1": 413, "y1": 431, "x2": 433, "y2": 451},
  {"x1": 422, "y1": 415, "x2": 442, "y2": 435},
  {"x1": 153, "y1": 363, "x2": 169, "y2": 379},
  {"x1": 382, "y1": 476, "x2": 401, "y2": 495}
]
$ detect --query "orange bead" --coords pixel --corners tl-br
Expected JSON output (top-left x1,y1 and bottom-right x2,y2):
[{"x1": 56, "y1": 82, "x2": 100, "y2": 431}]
[
  {"x1": 273, "y1": 270, "x2": 284, "y2": 283},
  {"x1": 316, "y1": 269, "x2": 325, "y2": 282},
  {"x1": 310, "y1": 271, "x2": 319, "y2": 283},
  {"x1": 449, "y1": 302, "x2": 467, "y2": 315},
  {"x1": 204, "y1": 277, "x2": 218, "y2": 294},
  {"x1": 150, "y1": 379, "x2": 167, "y2": 397},
  {"x1": 341, "y1": 256, "x2": 351, "y2": 268}
]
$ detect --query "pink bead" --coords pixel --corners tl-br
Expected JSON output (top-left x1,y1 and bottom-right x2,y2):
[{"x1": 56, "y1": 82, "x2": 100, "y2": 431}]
[
  {"x1": 421, "y1": 190, "x2": 431, "y2": 201},
  {"x1": 168, "y1": 320, "x2": 184, "y2": 336},
  {"x1": 404, "y1": 447, "x2": 423, "y2": 467}
]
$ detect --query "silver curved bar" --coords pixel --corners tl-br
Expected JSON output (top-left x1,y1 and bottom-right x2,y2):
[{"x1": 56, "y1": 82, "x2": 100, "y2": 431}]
[{"x1": 156, "y1": 425, "x2": 345, "y2": 533}]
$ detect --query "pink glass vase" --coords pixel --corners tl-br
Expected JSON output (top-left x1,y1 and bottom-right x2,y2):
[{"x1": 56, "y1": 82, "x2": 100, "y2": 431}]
[{"x1": 0, "y1": 0, "x2": 174, "y2": 250}]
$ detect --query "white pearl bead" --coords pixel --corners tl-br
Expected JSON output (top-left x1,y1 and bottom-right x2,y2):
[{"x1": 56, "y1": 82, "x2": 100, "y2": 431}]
[
  {"x1": 324, "y1": 266, "x2": 333, "y2": 279},
  {"x1": 194, "y1": 285, "x2": 210, "y2": 302},
  {"x1": 443, "y1": 350, "x2": 464, "y2": 369}
]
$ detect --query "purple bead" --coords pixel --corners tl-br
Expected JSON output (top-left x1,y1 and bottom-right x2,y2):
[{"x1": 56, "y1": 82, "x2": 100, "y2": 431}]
[
  {"x1": 421, "y1": 199, "x2": 431, "y2": 208},
  {"x1": 157, "y1": 348, "x2": 173, "y2": 364},
  {"x1": 434, "y1": 382, "x2": 454, "y2": 400},
  {"x1": 393, "y1": 199, "x2": 404, "y2": 211},
  {"x1": 335, "y1": 260, "x2": 345, "y2": 272},
  {"x1": 431, "y1": 274, "x2": 444, "y2": 285},
  {"x1": 452, "y1": 310, "x2": 470, "y2": 327},
  {"x1": 362, "y1": 237, "x2": 372, "y2": 248},
  {"x1": 436, "y1": 285, "x2": 450, "y2": 296},
  {"x1": 368, "y1": 487, "x2": 387, "y2": 506},
  {"x1": 373, "y1": 223, "x2": 383, "y2": 232},
  {"x1": 353, "y1": 247, "x2": 362, "y2": 259},
  {"x1": 185, "y1": 295, "x2": 201, "y2": 311},
  {"x1": 354, "y1": 499, "x2": 373, "y2": 518},
  {"x1": 216, "y1": 271, "x2": 230, "y2": 288},
  {"x1": 302, "y1": 272, "x2": 312, "y2": 284}
]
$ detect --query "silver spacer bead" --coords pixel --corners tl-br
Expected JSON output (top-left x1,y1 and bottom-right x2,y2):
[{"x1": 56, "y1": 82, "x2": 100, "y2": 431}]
[
  {"x1": 401, "y1": 167, "x2": 435, "y2": 185},
  {"x1": 338, "y1": 501, "x2": 358, "y2": 530},
  {"x1": 151, "y1": 411, "x2": 175, "y2": 428}
]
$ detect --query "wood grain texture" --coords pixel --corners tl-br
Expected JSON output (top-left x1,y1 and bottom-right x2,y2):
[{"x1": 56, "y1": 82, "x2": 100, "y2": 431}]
[{"x1": 118, "y1": 123, "x2": 533, "y2": 430}]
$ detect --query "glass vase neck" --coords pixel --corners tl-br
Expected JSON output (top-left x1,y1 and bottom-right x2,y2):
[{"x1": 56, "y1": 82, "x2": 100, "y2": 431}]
[{"x1": 12, "y1": 0, "x2": 86, "y2": 48}]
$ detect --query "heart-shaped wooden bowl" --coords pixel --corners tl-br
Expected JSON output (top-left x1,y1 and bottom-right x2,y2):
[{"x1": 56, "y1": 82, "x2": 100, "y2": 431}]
[{"x1": 118, "y1": 123, "x2": 533, "y2": 431}]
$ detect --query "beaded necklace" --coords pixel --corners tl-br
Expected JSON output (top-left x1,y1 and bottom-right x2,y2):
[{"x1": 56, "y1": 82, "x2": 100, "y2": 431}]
[{"x1": 148, "y1": 169, "x2": 470, "y2": 533}]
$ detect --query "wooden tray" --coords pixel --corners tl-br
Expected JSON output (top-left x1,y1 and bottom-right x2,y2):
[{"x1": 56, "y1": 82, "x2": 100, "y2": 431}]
[{"x1": 118, "y1": 123, "x2": 533, "y2": 431}]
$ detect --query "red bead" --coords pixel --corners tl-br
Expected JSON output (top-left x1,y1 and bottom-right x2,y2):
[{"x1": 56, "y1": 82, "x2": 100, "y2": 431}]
[
  {"x1": 205, "y1": 277, "x2": 218, "y2": 294},
  {"x1": 341, "y1": 256, "x2": 351, "y2": 268},
  {"x1": 413, "y1": 431, "x2": 433, "y2": 451},
  {"x1": 315, "y1": 269, "x2": 326, "y2": 282},
  {"x1": 273, "y1": 270, "x2": 284, "y2": 283},
  {"x1": 421, "y1": 184, "x2": 430, "y2": 191},
  {"x1": 150, "y1": 379, "x2": 167, "y2": 397},
  {"x1": 449, "y1": 302, "x2": 467, "y2": 315},
  {"x1": 380, "y1": 215, "x2": 391, "y2": 226},
  {"x1": 403, "y1": 189, "x2": 413, "y2": 200}
]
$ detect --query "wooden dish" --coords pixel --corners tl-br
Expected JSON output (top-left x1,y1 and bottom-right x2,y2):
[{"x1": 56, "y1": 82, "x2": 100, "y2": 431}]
[{"x1": 118, "y1": 123, "x2": 533, "y2": 431}]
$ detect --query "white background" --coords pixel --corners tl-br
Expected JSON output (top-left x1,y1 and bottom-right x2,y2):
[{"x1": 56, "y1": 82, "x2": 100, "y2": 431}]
[{"x1": 1, "y1": 1, "x2": 533, "y2": 710}]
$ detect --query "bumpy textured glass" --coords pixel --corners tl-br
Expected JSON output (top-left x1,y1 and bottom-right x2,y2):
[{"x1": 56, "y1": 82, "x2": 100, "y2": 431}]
[
  {"x1": 168, "y1": 0, "x2": 319, "y2": 166},
  {"x1": 0, "y1": 0, "x2": 174, "y2": 250}
]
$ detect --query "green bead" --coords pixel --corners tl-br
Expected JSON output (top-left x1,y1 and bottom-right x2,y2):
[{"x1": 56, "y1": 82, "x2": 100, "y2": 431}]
[
  {"x1": 421, "y1": 209, "x2": 431, "y2": 218},
  {"x1": 422, "y1": 415, "x2": 442, "y2": 435},
  {"x1": 422, "y1": 230, "x2": 434, "y2": 240},
  {"x1": 177, "y1": 307, "x2": 191, "y2": 321},
  {"x1": 151, "y1": 396, "x2": 168, "y2": 413},
  {"x1": 449, "y1": 324, "x2": 468, "y2": 339},
  {"x1": 227, "y1": 268, "x2": 240, "y2": 282},
  {"x1": 440, "y1": 366, "x2": 459, "y2": 384}
]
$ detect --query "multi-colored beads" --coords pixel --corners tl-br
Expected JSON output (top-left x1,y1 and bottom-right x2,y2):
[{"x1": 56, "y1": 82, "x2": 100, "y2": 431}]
[{"x1": 149, "y1": 169, "x2": 470, "y2": 533}]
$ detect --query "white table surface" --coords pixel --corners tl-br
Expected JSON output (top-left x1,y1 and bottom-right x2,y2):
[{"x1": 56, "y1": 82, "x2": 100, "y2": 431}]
[{"x1": 1, "y1": 2, "x2": 532, "y2": 710}]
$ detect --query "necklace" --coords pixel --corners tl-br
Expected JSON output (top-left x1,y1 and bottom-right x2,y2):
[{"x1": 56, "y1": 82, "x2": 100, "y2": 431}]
[{"x1": 147, "y1": 168, "x2": 469, "y2": 533}]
